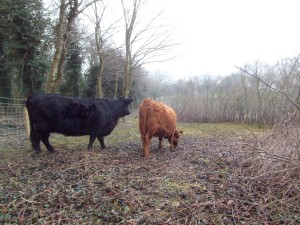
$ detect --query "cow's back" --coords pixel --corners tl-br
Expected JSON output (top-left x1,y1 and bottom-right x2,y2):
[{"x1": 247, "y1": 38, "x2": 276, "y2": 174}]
[
  {"x1": 139, "y1": 98, "x2": 177, "y2": 136},
  {"x1": 26, "y1": 94, "x2": 99, "y2": 135}
]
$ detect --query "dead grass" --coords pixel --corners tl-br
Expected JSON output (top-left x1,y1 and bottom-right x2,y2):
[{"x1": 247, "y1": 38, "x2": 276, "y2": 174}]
[{"x1": 0, "y1": 117, "x2": 299, "y2": 224}]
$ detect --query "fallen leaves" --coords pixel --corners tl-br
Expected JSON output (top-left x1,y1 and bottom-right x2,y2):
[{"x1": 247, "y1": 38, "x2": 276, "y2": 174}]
[{"x1": 0, "y1": 134, "x2": 299, "y2": 224}]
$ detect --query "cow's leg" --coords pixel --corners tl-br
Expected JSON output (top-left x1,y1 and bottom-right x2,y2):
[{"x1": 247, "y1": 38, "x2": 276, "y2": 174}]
[
  {"x1": 33, "y1": 138, "x2": 42, "y2": 153},
  {"x1": 97, "y1": 136, "x2": 106, "y2": 149},
  {"x1": 158, "y1": 137, "x2": 163, "y2": 149},
  {"x1": 30, "y1": 130, "x2": 41, "y2": 153},
  {"x1": 88, "y1": 134, "x2": 97, "y2": 150},
  {"x1": 141, "y1": 134, "x2": 145, "y2": 153},
  {"x1": 168, "y1": 134, "x2": 175, "y2": 151},
  {"x1": 34, "y1": 139, "x2": 42, "y2": 153},
  {"x1": 144, "y1": 134, "x2": 151, "y2": 157},
  {"x1": 40, "y1": 133, "x2": 55, "y2": 153}
]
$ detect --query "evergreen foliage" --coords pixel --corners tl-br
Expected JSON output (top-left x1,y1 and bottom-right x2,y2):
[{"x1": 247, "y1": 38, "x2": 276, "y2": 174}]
[
  {"x1": 0, "y1": 0, "x2": 49, "y2": 98},
  {"x1": 83, "y1": 65, "x2": 98, "y2": 98},
  {"x1": 60, "y1": 41, "x2": 83, "y2": 97}
]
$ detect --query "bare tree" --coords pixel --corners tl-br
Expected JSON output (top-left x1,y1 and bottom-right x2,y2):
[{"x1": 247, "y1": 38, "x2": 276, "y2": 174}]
[
  {"x1": 235, "y1": 58, "x2": 300, "y2": 111},
  {"x1": 85, "y1": 1, "x2": 109, "y2": 97},
  {"x1": 93, "y1": 2, "x2": 105, "y2": 97},
  {"x1": 120, "y1": 0, "x2": 176, "y2": 97},
  {"x1": 44, "y1": 0, "x2": 99, "y2": 94}
]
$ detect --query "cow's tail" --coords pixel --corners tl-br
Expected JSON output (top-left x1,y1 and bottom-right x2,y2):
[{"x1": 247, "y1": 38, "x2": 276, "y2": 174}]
[
  {"x1": 26, "y1": 100, "x2": 36, "y2": 150},
  {"x1": 138, "y1": 108, "x2": 147, "y2": 135},
  {"x1": 140, "y1": 105, "x2": 153, "y2": 137}
]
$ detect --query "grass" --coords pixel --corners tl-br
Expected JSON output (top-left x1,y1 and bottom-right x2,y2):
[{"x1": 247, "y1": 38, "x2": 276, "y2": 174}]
[
  {"x1": 179, "y1": 121, "x2": 265, "y2": 138},
  {"x1": 4, "y1": 116, "x2": 264, "y2": 154},
  {"x1": 0, "y1": 116, "x2": 262, "y2": 158}
]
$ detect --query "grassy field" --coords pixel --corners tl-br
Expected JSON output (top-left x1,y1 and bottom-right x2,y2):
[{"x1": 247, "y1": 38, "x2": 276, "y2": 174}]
[
  {"x1": 1, "y1": 116, "x2": 263, "y2": 157},
  {"x1": 0, "y1": 117, "x2": 299, "y2": 224},
  {"x1": 47, "y1": 118, "x2": 262, "y2": 147}
]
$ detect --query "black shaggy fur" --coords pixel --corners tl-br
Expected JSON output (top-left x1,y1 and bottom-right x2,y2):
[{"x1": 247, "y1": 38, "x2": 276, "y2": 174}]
[{"x1": 26, "y1": 93, "x2": 133, "y2": 153}]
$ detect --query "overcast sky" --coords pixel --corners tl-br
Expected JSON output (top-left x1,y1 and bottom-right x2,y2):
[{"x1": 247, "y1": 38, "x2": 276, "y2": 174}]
[{"x1": 143, "y1": 0, "x2": 300, "y2": 80}]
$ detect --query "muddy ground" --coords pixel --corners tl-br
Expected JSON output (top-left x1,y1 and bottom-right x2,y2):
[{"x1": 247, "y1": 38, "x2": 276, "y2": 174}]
[{"x1": 0, "y1": 126, "x2": 299, "y2": 224}]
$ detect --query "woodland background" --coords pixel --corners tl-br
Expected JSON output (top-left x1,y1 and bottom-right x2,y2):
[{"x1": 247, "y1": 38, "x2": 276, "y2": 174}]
[{"x1": 1, "y1": 0, "x2": 300, "y2": 125}]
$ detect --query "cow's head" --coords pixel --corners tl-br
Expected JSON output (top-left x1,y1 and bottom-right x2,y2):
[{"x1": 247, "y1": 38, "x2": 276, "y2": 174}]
[
  {"x1": 119, "y1": 97, "x2": 133, "y2": 117},
  {"x1": 172, "y1": 130, "x2": 183, "y2": 147}
]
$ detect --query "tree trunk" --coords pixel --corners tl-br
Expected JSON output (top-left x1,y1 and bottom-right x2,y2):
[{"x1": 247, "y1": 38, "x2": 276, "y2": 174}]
[
  {"x1": 10, "y1": 69, "x2": 22, "y2": 100},
  {"x1": 50, "y1": 46, "x2": 68, "y2": 94},
  {"x1": 95, "y1": 19, "x2": 104, "y2": 98},
  {"x1": 122, "y1": 60, "x2": 130, "y2": 97},
  {"x1": 114, "y1": 71, "x2": 119, "y2": 98},
  {"x1": 96, "y1": 56, "x2": 104, "y2": 97},
  {"x1": 45, "y1": 0, "x2": 79, "y2": 94},
  {"x1": 44, "y1": 0, "x2": 66, "y2": 94},
  {"x1": 121, "y1": 0, "x2": 138, "y2": 98}
]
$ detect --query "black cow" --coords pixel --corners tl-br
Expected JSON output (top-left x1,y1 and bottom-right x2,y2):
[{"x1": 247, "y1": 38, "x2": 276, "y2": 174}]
[{"x1": 26, "y1": 93, "x2": 133, "y2": 153}]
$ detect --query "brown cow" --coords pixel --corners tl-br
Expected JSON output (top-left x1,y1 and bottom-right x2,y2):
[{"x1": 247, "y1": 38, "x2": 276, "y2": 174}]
[{"x1": 139, "y1": 98, "x2": 183, "y2": 157}]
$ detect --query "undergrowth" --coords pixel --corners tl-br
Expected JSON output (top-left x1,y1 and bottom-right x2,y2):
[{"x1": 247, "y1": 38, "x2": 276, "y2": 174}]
[{"x1": 0, "y1": 117, "x2": 299, "y2": 224}]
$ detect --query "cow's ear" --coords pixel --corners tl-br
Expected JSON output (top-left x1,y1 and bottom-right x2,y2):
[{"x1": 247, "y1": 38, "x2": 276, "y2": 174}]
[
  {"x1": 124, "y1": 98, "x2": 133, "y2": 104},
  {"x1": 119, "y1": 96, "x2": 133, "y2": 104}
]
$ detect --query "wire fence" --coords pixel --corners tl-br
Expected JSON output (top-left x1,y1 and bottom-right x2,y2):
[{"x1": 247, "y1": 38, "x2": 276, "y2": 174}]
[{"x1": 0, "y1": 97, "x2": 29, "y2": 150}]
